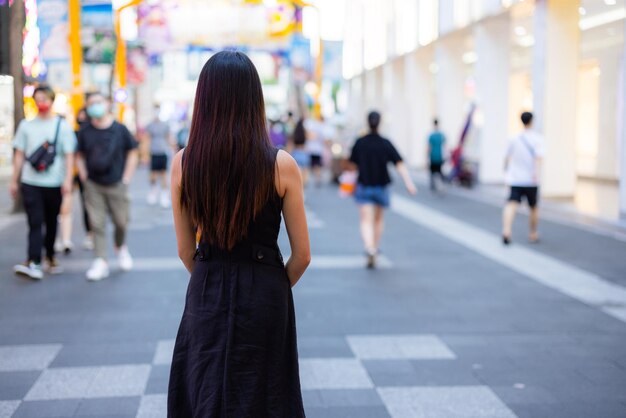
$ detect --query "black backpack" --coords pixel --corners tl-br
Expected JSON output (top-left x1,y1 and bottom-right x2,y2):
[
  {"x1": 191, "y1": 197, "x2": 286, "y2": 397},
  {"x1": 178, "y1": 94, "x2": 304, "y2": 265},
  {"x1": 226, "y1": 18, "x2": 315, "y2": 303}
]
[{"x1": 27, "y1": 117, "x2": 62, "y2": 172}]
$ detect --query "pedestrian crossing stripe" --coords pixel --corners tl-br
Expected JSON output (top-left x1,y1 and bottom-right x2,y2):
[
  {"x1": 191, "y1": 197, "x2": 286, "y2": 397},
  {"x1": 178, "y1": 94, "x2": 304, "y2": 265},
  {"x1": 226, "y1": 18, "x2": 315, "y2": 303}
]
[{"x1": 52, "y1": 255, "x2": 394, "y2": 273}]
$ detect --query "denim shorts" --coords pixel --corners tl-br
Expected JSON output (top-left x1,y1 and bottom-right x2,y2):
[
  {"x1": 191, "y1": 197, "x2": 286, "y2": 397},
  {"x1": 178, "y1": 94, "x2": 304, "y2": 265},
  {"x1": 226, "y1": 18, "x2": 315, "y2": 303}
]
[
  {"x1": 354, "y1": 184, "x2": 390, "y2": 208},
  {"x1": 291, "y1": 149, "x2": 310, "y2": 168}
]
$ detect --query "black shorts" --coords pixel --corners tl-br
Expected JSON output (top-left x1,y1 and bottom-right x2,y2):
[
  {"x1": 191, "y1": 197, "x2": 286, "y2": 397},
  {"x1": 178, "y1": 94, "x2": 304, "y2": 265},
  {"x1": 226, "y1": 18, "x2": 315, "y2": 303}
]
[
  {"x1": 509, "y1": 186, "x2": 539, "y2": 208},
  {"x1": 150, "y1": 154, "x2": 168, "y2": 172},
  {"x1": 310, "y1": 154, "x2": 323, "y2": 168},
  {"x1": 429, "y1": 162, "x2": 443, "y2": 174}
]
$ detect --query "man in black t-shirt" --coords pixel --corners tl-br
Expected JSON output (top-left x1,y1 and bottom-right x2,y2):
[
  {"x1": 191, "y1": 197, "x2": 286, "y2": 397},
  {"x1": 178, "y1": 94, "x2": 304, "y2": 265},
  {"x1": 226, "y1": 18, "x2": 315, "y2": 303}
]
[
  {"x1": 349, "y1": 111, "x2": 417, "y2": 268},
  {"x1": 76, "y1": 92, "x2": 139, "y2": 281}
]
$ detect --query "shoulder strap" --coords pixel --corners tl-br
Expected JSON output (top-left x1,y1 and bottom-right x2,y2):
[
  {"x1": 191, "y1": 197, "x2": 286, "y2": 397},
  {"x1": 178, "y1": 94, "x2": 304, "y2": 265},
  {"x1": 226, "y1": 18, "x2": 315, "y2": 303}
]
[
  {"x1": 51, "y1": 117, "x2": 62, "y2": 146},
  {"x1": 518, "y1": 134, "x2": 535, "y2": 158}
]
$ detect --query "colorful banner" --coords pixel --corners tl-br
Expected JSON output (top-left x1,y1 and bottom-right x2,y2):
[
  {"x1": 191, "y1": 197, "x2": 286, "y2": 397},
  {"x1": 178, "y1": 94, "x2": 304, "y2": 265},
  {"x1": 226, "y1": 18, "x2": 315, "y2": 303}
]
[
  {"x1": 323, "y1": 41, "x2": 343, "y2": 83},
  {"x1": 138, "y1": 3, "x2": 173, "y2": 56},
  {"x1": 290, "y1": 34, "x2": 312, "y2": 83},
  {"x1": 137, "y1": 1, "x2": 294, "y2": 51},
  {"x1": 81, "y1": 0, "x2": 115, "y2": 64},
  {"x1": 127, "y1": 44, "x2": 148, "y2": 85},
  {"x1": 38, "y1": 0, "x2": 70, "y2": 62}
]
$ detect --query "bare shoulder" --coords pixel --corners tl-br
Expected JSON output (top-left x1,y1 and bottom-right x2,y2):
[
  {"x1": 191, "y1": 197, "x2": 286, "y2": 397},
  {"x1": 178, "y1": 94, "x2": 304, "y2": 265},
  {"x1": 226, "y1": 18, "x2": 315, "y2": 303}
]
[
  {"x1": 172, "y1": 149, "x2": 184, "y2": 180},
  {"x1": 276, "y1": 149, "x2": 298, "y2": 172},
  {"x1": 275, "y1": 149, "x2": 300, "y2": 197},
  {"x1": 174, "y1": 148, "x2": 185, "y2": 164}
]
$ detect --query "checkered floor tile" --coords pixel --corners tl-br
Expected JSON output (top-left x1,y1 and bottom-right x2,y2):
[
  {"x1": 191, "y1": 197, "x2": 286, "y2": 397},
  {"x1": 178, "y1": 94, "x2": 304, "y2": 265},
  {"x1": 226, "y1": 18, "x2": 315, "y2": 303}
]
[{"x1": 0, "y1": 334, "x2": 518, "y2": 417}]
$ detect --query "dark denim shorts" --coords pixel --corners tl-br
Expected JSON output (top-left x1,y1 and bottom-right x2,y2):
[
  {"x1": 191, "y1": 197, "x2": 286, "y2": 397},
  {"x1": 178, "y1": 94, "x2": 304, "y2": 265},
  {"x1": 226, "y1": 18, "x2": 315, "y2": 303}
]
[
  {"x1": 508, "y1": 186, "x2": 539, "y2": 208},
  {"x1": 354, "y1": 184, "x2": 390, "y2": 208}
]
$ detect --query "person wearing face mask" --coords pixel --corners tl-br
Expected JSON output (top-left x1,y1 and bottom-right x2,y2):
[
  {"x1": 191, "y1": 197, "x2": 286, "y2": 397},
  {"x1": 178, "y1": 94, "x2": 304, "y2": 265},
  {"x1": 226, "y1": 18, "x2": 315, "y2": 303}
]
[
  {"x1": 76, "y1": 92, "x2": 139, "y2": 281},
  {"x1": 10, "y1": 85, "x2": 77, "y2": 280}
]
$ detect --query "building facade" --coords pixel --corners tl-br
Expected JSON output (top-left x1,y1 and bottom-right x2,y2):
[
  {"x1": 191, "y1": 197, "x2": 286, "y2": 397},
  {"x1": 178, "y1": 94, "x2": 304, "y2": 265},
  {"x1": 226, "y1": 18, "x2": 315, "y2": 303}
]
[{"x1": 342, "y1": 0, "x2": 626, "y2": 220}]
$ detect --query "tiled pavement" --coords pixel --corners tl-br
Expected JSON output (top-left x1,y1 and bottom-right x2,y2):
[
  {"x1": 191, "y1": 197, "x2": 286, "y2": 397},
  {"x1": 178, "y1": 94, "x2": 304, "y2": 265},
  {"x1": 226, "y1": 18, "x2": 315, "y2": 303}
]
[
  {"x1": 1, "y1": 335, "x2": 519, "y2": 418},
  {"x1": 1, "y1": 168, "x2": 626, "y2": 417}
]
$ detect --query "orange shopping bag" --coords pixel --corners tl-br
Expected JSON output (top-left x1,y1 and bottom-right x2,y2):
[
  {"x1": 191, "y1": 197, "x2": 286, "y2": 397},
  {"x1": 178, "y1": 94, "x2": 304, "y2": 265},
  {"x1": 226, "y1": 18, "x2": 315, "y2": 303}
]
[{"x1": 338, "y1": 171, "x2": 357, "y2": 198}]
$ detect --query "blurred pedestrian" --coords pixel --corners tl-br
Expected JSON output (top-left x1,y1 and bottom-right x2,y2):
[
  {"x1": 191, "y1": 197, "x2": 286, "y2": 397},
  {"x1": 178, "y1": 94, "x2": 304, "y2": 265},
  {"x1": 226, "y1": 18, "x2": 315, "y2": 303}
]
[
  {"x1": 427, "y1": 118, "x2": 446, "y2": 192},
  {"x1": 349, "y1": 111, "x2": 417, "y2": 268},
  {"x1": 305, "y1": 116, "x2": 328, "y2": 187},
  {"x1": 502, "y1": 111, "x2": 544, "y2": 245},
  {"x1": 75, "y1": 108, "x2": 95, "y2": 250},
  {"x1": 447, "y1": 105, "x2": 476, "y2": 188},
  {"x1": 290, "y1": 117, "x2": 310, "y2": 187},
  {"x1": 269, "y1": 119, "x2": 287, "y2": 148},
  {"x1": 55, "y1": 107, "x2": 92, "y2": 254},
  {"x1": 146, "y1": 104, "x2": 173, "y2": 208},
  {"x1": 283, "y1": 110, "x2": 296, "y2": 142},
  {"x1": 168, "y1": 51, "x2": 309, "y2": 417},
  {"x1": 10, "y1": 85, "x2": 76, "y2": 280},
  {"x1": 176, "y1": 119, "x2": 190, "y2": 151},
  {"x1": 76, "y1": 92, "x2": 139, "y2": 281}
]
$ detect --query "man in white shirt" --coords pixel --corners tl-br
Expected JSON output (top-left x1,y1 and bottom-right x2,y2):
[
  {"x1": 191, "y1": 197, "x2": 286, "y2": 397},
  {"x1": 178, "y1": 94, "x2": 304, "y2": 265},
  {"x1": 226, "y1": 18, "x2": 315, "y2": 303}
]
[
  {"x1": 502, "y1": 112, "x2": 544, "y2": 245},
  {"x1": 304, "y1": 117, "x2": 330, "y2": 187}
]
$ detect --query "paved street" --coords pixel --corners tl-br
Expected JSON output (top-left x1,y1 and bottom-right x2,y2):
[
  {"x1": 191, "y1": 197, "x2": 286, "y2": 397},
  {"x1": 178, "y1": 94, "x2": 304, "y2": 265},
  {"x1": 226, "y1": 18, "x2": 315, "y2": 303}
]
[{"x1": 1, "y1": 168, "x2": 626, "y2": 418}]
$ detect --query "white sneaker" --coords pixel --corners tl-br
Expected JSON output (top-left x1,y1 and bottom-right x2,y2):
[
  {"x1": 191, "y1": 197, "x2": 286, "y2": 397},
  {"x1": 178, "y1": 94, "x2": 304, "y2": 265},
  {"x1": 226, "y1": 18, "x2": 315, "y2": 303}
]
[
  {"x1": 159, "y1": 192, "x2": 170, "y2": 208},
  {"x1": 117, "y1": 246, "x2": 133, "y2": 271},
  {"x1": 62, "y1": 240, "x2": 73, "y2": 254},
  {"x1": 14, "y1": 261, "x2": 44, "y2": 280},
  {"x1": 147, "y1": 189, "x2": 158, "y2": 205},
  {"x1": 54, "y1": 239, "x2": 64, "y2": 253},
  {"x1": 86, "y1": 258, "x2": 109, "y2": 281},
  {"x1": 83, "y1": 235, "x2": 94, "y2": 251}
]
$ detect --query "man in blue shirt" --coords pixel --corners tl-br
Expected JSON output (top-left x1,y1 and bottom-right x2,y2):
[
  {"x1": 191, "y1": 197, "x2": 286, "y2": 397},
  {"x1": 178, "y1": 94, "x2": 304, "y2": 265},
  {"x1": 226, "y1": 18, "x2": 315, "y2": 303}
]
[{"x1": 427, "y1": 118, "x2": 446, "y2": 192}]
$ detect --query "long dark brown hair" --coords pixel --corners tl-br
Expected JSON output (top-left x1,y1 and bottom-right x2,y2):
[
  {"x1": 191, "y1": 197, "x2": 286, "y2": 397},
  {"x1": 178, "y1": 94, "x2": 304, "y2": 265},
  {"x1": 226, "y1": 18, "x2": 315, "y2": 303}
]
[
  {"x1": 181, "y1": 51, "x2": 275, "y2": 250},
  {"x1": 293, "y1": 118, "x2": 306, "y2": 146}
]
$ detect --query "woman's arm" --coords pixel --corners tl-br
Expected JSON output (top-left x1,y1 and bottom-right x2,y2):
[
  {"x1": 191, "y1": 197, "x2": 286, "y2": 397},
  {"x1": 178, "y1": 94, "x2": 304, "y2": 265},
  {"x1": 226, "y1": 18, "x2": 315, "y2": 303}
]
[
  {"x1": 395, "y1": 161, "x2": 417, "y2": 195},
  {"x1": 276, "y1": 150, "x2": 311, "y2": 287},
  {"x1": 171, "y1": 150, "x2": 197, "y2": 273}
]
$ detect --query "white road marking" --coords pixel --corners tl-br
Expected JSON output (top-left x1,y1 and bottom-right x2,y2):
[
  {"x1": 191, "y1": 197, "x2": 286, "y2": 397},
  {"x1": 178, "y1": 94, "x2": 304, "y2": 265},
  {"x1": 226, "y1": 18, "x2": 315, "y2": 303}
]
[
  {"x1": 391, "y1": 194, "x2": 626, "y2": 324},
  {"x1": 56, "y1": 254, "x2": 393, "y2": 273}
]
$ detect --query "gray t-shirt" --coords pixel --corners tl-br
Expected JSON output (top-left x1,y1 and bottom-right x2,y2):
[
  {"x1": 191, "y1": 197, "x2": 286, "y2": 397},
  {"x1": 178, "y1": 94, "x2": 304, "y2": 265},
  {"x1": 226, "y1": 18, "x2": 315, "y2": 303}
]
[
  {"x1": 146, "y1": 120, "x2": 170, "y2": 155},
  {"x1": 13, "y1": 116, "x2": 77, "y2": 187}
]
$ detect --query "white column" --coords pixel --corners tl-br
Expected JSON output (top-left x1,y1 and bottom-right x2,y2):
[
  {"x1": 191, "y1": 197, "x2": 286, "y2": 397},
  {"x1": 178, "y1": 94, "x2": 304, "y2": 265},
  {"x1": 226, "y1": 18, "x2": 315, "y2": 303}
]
[
  {"x1": 347, "y1": 75, "x2": 365, "y2": 138},
  {"x1": 435, "y1": 34, "x2": 467, "y2": 154},
  {"x1": 404, "y1": 47, "x2": 435, "y2": 168},
  {"x1": 382, "y1": 58, "x2": 411, "y2": 162},
  {"x1": 438, "y1": 0, "x2": 455, "y2": 36},
  {"x1": 596, "y1": 53, "x2": 620, "y2": 180},
  {"x1": 474, "y1": 14, "x2": 511, "y2": 183},
  {"x1": 532, "y1": 0, "x2": 579, "y2": 197},
  {"x1": 382, "y1": 61, "x2": 394, "y2": 121},
  {"x1": 618, "y1": 21, "x2": 626, "y2": 219},
  {"x1": 364, "y1": 66, "x2": 383, "y2": 112}
]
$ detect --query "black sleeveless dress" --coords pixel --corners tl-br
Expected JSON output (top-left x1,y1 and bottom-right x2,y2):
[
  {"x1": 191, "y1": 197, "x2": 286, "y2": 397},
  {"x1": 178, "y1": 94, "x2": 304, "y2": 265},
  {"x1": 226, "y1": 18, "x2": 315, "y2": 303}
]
[{"x1": 167, "y1": 152, "x2": 305, "y2": 417}]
